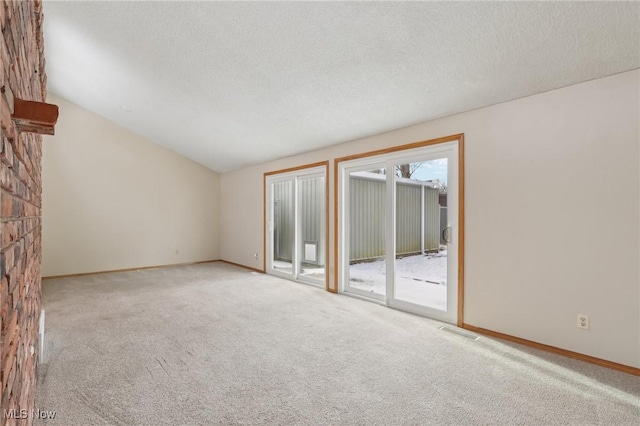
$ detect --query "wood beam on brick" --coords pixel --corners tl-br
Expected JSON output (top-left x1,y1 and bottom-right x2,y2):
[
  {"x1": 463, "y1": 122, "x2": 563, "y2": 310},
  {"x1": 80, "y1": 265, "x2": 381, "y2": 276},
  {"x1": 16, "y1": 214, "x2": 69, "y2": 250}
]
[{"x1": 11, "y1": 98, "x2": 59, "y2": 135}]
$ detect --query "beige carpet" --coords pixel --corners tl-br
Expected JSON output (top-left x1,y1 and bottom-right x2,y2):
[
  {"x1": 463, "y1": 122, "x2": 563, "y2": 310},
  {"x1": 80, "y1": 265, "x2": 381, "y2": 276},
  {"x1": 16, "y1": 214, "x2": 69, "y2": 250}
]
[{"x1": 35, "y1": 262, "x2": 639, "y2": 425}]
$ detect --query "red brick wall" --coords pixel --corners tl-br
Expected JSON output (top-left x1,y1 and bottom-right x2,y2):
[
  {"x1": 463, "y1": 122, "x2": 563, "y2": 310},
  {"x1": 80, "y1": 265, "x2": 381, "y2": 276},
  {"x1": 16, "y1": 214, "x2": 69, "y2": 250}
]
[{"x1": 1, "y1": 1, "x2": 46, "y2": 425}]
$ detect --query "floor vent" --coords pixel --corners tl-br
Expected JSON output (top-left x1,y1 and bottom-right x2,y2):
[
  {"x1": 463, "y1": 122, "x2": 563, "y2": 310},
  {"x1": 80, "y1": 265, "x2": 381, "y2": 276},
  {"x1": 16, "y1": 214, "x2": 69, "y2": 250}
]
[{"x1": 439, "y1": 325, "x2": 480, "y2": 340}]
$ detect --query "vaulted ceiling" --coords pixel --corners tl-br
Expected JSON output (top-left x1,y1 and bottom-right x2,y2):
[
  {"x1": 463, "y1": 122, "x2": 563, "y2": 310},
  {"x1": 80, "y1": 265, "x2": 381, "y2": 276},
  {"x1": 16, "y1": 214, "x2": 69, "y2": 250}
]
[{"x1": 43, "y1": 1, "x2": 639, "y2": 172}]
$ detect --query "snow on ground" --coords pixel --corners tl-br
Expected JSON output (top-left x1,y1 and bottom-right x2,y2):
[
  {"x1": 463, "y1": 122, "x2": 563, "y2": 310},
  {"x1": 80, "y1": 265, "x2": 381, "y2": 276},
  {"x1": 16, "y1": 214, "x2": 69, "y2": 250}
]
[
  {"x1": 349, "y1": 251, "x2": 447, "y2": 311},
  {"x1": 273, "y1": 251, "x2": 448, "y2": 311},
  {"x1": 273, "y1": 261, "x2": 325, "y2": 282}
]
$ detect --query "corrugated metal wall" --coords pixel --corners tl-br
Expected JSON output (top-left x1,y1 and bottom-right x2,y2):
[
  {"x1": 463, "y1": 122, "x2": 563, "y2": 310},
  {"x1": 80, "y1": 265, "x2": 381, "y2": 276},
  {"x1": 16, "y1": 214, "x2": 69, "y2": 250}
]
[
  {"x1": 273, "y1": 174, "x2": 441, "y2": 264},
  {"x1": 439, "y1": 206, "x2": 448, "y2": 245},
  {"x1": 349, "y1": 175, "x2": 387, "y2": 261},
  {"x1": 349, "y1": 175, "x2": 441, "y2": 262},
  {"x1": 395, "y1": 183, "x2": 421, "y2": 254},
  {"x1": 273, "y1": 181, "x2": 294, "y2": 262},
  {"x1": 424, "y1": 188, "x2": 441, "y2": 252},
  {"x1": 299, "y1": 177, "x2": 325, "y2": 265},
  {"x1": 272, "y1": 177, "x2": 325, "y2": 265}
]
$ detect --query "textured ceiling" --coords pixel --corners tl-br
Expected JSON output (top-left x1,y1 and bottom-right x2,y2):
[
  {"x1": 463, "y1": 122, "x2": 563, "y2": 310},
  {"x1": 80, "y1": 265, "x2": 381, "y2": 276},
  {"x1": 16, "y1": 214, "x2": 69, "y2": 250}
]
[{"x1": 42, "y1": 1, "x2": 639, "y2": 172}]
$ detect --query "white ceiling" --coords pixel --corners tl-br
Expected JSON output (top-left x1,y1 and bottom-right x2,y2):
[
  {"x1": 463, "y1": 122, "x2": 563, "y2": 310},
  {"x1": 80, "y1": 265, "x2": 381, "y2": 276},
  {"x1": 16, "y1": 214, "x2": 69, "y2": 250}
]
[{"x1": 42, "y1": 1, "x2": 639, "y2": 173}]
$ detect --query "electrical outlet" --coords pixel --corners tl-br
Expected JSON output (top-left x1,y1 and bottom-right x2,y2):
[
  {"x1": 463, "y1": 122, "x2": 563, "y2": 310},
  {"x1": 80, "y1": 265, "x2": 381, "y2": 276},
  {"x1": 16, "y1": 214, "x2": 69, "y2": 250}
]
[
  {"x1": 577, "y1": 314, "x2": 589, "y2": 330},
  {"x1": 253, "y1": 253, "x2": 258, "y2": 260}
]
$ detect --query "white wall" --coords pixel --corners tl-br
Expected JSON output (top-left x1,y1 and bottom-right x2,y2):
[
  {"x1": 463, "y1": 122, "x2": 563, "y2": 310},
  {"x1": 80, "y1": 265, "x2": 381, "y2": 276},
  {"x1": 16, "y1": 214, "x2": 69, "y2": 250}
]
[
  {"x1": 220, "y1": 70, "x2": 640, "y2": 368},
  {"x1": 42, "y1": 94, "x2": 220, "y2": 277}
]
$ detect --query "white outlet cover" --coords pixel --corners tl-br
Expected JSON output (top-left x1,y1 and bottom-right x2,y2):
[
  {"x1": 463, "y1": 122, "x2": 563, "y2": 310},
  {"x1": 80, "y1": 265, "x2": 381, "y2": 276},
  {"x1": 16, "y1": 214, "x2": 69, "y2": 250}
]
[{"x1": 577, "y1": 314, "x2": 589, "y2": 329}]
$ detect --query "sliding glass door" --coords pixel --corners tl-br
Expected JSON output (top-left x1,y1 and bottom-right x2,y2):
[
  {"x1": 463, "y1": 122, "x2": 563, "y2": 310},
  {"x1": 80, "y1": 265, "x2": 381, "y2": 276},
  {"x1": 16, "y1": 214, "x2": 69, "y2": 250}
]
[
  {"x1": 266, "y1": 166, "x2": 327, "y2": 287},
  {"x1": 339, "y1": 141, "x2": 459, "y2": 323}
]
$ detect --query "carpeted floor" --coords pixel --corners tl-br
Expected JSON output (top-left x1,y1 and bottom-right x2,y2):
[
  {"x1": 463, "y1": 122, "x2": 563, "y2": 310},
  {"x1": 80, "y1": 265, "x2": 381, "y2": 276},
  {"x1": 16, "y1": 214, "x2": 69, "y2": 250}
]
[{"x1": 35, "y1": 262, "x2": 639, "y2": 425}]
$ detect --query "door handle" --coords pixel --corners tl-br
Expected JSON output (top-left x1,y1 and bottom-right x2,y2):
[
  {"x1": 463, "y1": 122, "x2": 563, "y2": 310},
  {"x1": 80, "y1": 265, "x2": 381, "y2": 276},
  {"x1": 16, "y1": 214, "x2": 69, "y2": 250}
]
[{"x1": 442, "y1": 226, "x2": 452, "y2": 244}]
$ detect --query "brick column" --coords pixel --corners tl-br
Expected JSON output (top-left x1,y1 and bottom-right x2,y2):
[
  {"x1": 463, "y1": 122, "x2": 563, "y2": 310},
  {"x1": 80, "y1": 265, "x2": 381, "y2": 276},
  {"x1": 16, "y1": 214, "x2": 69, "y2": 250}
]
[{"x1": 1, "y1": 1, "x2": 47, "y2": 425}]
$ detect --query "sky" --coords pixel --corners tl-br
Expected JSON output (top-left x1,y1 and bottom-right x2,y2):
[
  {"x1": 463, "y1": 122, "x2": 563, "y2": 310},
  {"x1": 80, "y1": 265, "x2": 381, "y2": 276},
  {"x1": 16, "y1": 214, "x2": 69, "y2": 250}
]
[{"x1": 409, "y1": 158, "x2": 448, "y2": 184}]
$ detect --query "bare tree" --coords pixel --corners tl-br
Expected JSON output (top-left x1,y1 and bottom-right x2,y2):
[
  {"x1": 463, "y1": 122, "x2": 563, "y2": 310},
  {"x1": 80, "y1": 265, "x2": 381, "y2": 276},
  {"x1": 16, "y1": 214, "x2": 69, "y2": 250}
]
[{"x1": 395, "y1": 163, "x2": 425, "y2": 178}]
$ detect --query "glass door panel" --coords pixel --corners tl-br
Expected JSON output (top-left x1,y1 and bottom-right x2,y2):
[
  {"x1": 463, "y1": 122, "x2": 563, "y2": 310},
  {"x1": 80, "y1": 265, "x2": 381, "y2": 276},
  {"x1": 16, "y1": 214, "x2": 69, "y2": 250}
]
[
  {"x1": 297, "y1": 175, "x2": 325, "y2": 285},
  {"x1": 393, "y1": 159, "x2": 448, "y2": 311},
  {"x1": 346, "y1": 167, "x2": 387, "y2": 299},
  {"x1": 271, "y1": 179, "x2": 294, "y2": 276}
]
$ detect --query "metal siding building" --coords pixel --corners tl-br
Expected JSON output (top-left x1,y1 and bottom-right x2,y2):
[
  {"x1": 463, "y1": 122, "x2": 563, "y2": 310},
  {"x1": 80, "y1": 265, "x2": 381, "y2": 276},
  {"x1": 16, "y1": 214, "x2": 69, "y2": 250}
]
[
  {"x1": 349, "y1": 174, "x2": 441, "y2": 261},
  {"x1": 423, "y1": 187, "x2": 441, "y2": 253},
  {"x1": 349, "y1": 174, "x2": 386, "y2": 261},
  {"x1": 272, "y1": 181, "x2": 294, "y2": 262},
  {"x1": 272, "y1": 177, "x2": 325, "y2": 265},
  {"x1": 299, "y1": 177, "x2": 325, "y2": 266},
  {"x1": 273, "y1": 173, "x2": 441, "y2": 264}
]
